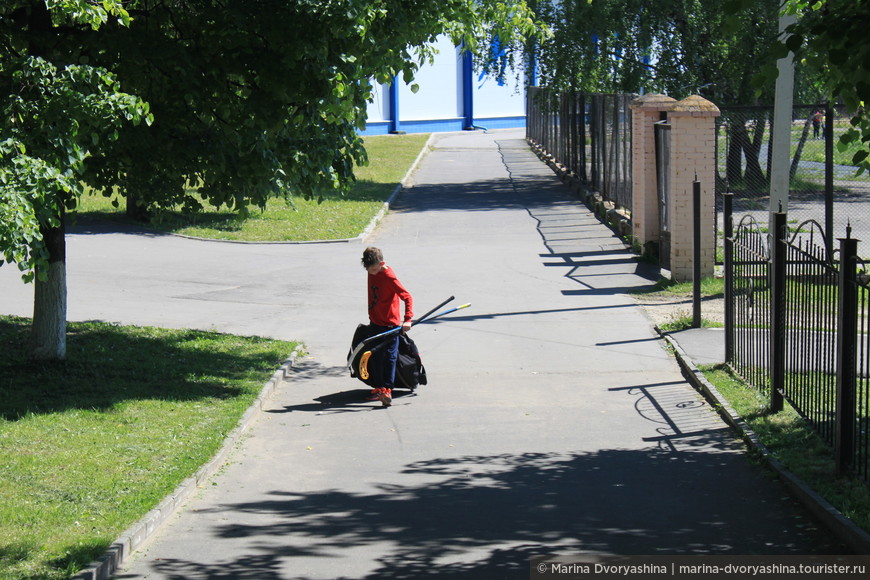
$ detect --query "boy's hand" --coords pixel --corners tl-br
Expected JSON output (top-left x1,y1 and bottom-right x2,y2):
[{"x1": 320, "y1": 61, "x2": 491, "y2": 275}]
[{"x1": 402, "y1": 321, "x2": 412, "y2": 333}]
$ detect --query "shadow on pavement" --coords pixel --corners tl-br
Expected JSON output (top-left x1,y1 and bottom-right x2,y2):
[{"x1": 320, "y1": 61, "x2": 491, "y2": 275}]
[{"x1": 123, "y1": 443, "x2": 846, "y2": 580}]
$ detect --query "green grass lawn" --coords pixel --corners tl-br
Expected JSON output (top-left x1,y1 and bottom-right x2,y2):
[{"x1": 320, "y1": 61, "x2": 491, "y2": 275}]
[
  {"x1": 75, "y1": 133, "x2": 431, "y2": 241},
  {"x1": 0, "y1": 317, "x2": 298, "y2": 580}
]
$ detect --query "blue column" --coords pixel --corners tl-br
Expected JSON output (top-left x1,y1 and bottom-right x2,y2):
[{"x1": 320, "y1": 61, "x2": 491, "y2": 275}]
[
  {"x1": 462, "y1": 50, "x2": 474, "y2": 130},
  {"x1": 389, "y1": 76, "x2": 401, "y2": 134}
]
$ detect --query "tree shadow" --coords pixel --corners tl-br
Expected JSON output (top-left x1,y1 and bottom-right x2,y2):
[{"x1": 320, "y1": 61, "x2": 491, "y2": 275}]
[
  {"x1": 0, "y1": 316, "x2": 289, "y2": 419},
  {"x1": 122, "y1": 443, "x2": 848, "y2": 579}
]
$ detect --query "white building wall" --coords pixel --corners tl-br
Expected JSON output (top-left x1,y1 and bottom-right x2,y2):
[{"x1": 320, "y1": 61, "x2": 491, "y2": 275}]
[
  {"x1": 365, "y1": 81, "x2": 389, "y2": 122},
  {"x1": 474, "y1": 66, "x2": 525, "y2": 119},
  {"x1": 398, "y1": 36, "x2": 463, "y2": 121}
]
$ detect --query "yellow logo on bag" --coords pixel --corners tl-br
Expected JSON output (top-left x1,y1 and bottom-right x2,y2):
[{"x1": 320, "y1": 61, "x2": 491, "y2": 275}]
[{"x1": 359, "y1": 351, "x2": 372, "y2": 380}]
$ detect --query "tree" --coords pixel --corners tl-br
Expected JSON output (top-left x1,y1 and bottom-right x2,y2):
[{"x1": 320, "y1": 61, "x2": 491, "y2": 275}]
[
  {"x1": 531, "y1": 0, "x2": 780, "y2": 105},
  {"x1": 768, "y1": 0, "x2": 870, "y2": 175},
  {"x1": 0, "y1": 1, "x2": 150, "y2": 359},
  {"x1": 0, "y1": 0, "x2": 542, "y2": 360}
]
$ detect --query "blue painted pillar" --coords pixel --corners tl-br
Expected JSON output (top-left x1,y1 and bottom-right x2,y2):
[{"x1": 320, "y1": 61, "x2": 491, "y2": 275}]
[
  {"x1": 389, "y1": 76, "x2": 401, "y2": 134},
  {"x1": 462, "y1": 49, "x2": 474, "y2": 130},
  {"x1": 528, "y1": 43, "x2": 538, "y2": 87}
]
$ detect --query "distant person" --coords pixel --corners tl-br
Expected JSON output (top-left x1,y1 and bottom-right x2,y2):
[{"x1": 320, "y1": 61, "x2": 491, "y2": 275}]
[
  {"x1": 812, "y1": 109, "x2": 823, "y2": 140},
  {"x1": 361, "y1": 247, "x2": 413, "y2": 407}
]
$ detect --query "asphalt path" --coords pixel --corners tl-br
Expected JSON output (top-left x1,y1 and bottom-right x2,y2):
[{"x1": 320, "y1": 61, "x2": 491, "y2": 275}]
[{"x1": 0, "y1": 129, "x2": 848, "y2": 579}]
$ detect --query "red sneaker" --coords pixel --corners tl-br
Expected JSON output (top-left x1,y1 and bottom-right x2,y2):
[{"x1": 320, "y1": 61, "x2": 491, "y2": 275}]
[
  {"x1": 378, "y1": 388, "x2": 392, "y2": 407},
  {"x1": 367, "y1": 389, "x2": 380, "y2": 401}
]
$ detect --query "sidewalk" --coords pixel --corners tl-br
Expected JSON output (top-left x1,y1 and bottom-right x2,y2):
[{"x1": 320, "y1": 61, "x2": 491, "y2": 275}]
[{"x1": 2, "y1": 129, "x2": 849, "y2": 579}]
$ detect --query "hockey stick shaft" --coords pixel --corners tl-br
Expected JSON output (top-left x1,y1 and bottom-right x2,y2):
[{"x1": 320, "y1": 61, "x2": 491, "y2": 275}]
[
  {"x1": 413, "y1": 303, "x2": 471, "y2": 325},
  {"x1": 412, "y1": 295, "x2": 454, "y2": 326}
]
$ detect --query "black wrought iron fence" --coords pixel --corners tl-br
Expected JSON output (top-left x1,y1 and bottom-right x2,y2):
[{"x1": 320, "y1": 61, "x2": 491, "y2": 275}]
[
  {"x1": 781, "y1": 220, "x2": 839, "y2": 447},
  {"x1": 526, "y1": 87, "x2": 634, "y2": 214},
  {"x1": 725, "y1": 193, "x2": 870, "y2": 482},
  {"x1": 854, "y1": 266, "x2": 870, "y2": 482},
  {"x1": 716, "y1": 103, "x2": 870, "y2": 263},
  {"x1": 725, "y1": 206, "x2": 772, "y2": 394}
]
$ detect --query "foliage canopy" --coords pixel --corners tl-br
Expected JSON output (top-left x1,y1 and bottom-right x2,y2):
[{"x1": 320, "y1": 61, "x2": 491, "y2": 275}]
[
  {"x1": 532, "y1": 0, "x2": 782, "y2": 105},
  {"x1": 774, "y1": 0, "x2": 870, "y2": 173}
]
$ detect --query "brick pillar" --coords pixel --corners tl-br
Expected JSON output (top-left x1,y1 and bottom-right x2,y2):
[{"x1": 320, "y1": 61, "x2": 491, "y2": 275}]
[
  {"x1": 630, "y1": 94, "x2": 676, "y2": 251},
  {"x1": 666, "y1": 95, "x2": 720, "y2": 281}
]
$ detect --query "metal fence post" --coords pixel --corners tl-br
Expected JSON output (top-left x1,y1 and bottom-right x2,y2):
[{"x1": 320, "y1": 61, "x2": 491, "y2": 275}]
[
  {"x1": 579, "y1": 93, "x2": 587, "y2": 182},
  {"x1": 771, "y1": 210, "x2": 786, "y2": 413},
  {"x1": 836, "y1": 229, "x2": 859, "y2": 475},
  {"x1": 825, "y1": 102, "x2": 834, "y2": 261},
  {"x1": 724, "y1": 192, "x2": 734, "y2": 363},
  {"x1": 693, "y1": 179, "x2": 702, "y2": 328}
]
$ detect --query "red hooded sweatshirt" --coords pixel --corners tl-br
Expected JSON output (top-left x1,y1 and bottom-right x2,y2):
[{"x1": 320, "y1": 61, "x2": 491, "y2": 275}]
[{"x1": 368, "y1": 265, "x2": 413, "y2": 327}]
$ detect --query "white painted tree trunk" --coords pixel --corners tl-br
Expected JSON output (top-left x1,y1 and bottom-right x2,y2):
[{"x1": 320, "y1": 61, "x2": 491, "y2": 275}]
[
  {"x1": 31, "y1": 260, "x2": 67, "y2": 360},
  {"x1": 31, "y1": 213, "x2": 67, "y2": 361}
]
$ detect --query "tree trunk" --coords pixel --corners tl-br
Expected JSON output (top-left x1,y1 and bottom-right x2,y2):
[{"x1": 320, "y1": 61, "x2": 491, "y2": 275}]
[
  {"x1": 743, "y1": 117, "x2": 767, "y2": 190},
  {"x1": 790, "y1": 115, "x2": 813, "y2": 181},
  {"x1": 126, "y1": 191, "x2": 150, "y2": 222},
  {"x1": 726, "y1": 122, "x2": 745, "y2": 187},
  {"x1": 31, "y1": 210, "x2": 67, "y2": 361}
]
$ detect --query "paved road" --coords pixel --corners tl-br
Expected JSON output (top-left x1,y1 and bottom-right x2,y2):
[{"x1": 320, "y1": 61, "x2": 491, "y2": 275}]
[{"x1": 0, "y1": 129, "x2": 847, "y2": 579}]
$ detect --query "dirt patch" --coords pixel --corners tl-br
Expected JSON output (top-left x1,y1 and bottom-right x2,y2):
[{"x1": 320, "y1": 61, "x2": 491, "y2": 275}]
[{"x1": 632, "y1": 293, "x2": 725, "y2": 329}]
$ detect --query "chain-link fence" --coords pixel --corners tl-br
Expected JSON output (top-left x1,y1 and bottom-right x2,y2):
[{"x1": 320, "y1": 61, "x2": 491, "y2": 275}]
[{"x1": 716, "y1": 104, "x2": 870, "y2": 261}]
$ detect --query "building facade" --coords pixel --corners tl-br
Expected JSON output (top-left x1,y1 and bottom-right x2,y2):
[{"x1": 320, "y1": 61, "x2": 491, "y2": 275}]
[{"x1": 362, "y1": 35, "x2": 529, "y2": 135}]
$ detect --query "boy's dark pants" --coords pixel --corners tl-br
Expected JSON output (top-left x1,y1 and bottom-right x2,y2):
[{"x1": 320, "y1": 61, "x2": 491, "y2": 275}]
[{"x1": 369, "y1": 324, "x2": 399, "y2": 390}]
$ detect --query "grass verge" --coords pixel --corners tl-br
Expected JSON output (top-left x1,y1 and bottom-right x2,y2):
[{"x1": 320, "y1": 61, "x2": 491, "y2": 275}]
[
  {"x1": 0, "y1": 316, "x2": 298, "y2": 580},
  {"x1": 700, "y1": 365, "x2": 870, "y2": 534},
  {"x1": 630, "y1": 276, "x2": 726, "y2": 332},
  {"x1": 659, "y1": 315, "x2": 723, "y2": 333},
  {"x1": 631, "y1": 275, "x2": 725, "y2": 298},
  {"x1": 75, "y1": 133, "x2": 431, "y2": 241}
]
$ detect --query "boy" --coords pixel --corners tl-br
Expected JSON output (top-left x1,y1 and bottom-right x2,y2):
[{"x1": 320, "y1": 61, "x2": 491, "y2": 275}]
[{"x1": 361, "y1": 246, "x2": 413, "y2": 407}]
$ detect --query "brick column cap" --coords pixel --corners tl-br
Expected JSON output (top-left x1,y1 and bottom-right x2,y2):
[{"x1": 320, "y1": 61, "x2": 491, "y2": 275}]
[
  {"x1": 668, "y1": 95, "x2": 720, "y2": 117},
  {"x1": 629, "y1": 93, "x2": 677, "y2": 111}
]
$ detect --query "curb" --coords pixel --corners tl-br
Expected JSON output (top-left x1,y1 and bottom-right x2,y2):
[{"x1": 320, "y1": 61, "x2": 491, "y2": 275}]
[
  {"x1": 71, "y1": 347, "x2": 303, "y2": 580},
  {"x1": 661, "y1": 331, "x2": 870, "y2": 555},
  {"x1": 354, "y1": 132, "x2": 436, "y2": 243}
]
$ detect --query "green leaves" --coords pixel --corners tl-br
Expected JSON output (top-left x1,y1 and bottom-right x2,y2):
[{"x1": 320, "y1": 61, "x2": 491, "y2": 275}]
[
  {"x1": 47, "y1": 0, "x2": 132, "y2": 28},
  {"x1": 775, "y1": 0, "x2": 870, "y2": 175},
  {"x1": 0, "y1": 55, "x2": 149, "y2": 281}
]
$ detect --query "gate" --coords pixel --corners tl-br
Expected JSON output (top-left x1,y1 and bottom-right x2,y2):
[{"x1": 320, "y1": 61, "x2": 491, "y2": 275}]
[{"x1": 654, "y1": 120, "x2": 671, "y2": 269}]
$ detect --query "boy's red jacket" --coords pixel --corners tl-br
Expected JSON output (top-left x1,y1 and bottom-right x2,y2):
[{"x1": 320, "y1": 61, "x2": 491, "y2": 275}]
[{"x1": 368, "y1": 266, "x2": 413, "y2": 326}]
